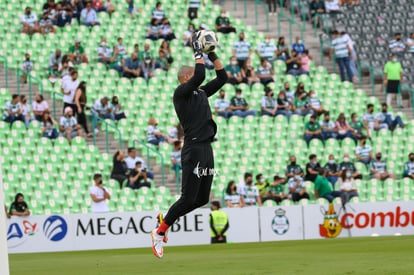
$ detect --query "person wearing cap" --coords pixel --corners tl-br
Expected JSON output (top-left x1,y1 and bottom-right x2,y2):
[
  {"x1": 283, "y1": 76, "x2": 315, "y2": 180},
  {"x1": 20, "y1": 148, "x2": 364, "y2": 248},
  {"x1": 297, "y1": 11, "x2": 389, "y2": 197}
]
[
  {"x1": 89, "y1": 173, "x2": 111, "y2": 213},
  {"x1": 59, "y1": 106, "x2": 82, "y2": 143},
  {"x1": 229, "y1": 89, "x2": 256, "y2": 118},
  {"x1": 304, "y1": 115, "x2": 323, "y2": 145},
  {"x1": 383, "y1": 53, "x2": 403, "y2": 107},
  {"x1": 209, "y1": 201, "x2": 229, "y2": 244},
  {"x1": 68, "y1": 39, "x2": 88, "y2": 64},
  {"x1": 21, "y1": 6, "x2": 40, "y2": 34},
  {"x1": 81, "y1": 1, "x2": 100, "y2": 27}
]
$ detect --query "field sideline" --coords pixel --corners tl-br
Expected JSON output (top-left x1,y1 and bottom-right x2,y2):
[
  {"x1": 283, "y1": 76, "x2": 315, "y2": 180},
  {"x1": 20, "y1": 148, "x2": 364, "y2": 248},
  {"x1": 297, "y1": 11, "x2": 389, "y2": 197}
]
[{"x1": 9, "y1": 236, "x2": 414, "y2": 275}]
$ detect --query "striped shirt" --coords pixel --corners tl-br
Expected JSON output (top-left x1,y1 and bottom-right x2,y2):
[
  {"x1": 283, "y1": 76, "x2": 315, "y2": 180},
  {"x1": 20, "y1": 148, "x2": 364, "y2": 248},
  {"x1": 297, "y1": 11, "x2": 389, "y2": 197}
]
[
  {"x1": 370, "y1": 160, "x2": 387, "y2": 173},
  {"x1": 404, "y1": 161, "x2": 414, "y2": 175},
  {"x1": 239, "y1": 185, "x2": 259, "y2": 205},
  {"x1": 59, "y1": 116, "x2": 77, "y2": 129},
  {"x1": 256, "y1": 42, "x2": 276, "y2": 61},
  {"x1": 3, "y1": 101, "x2": 22, "y2": 118},
  {"x1": 233, "y1": 41, "x2": 251, "y2": 60},
  {"x1": 151, "y1": 8, "x2": 165, "y2": 20},
  {"x1": 362, "y1": 113, "x2": 376, "y2": 123},
  {"x1": 331, "y1": 36, "x2": 349, "y2": 58},
  {"x1": 189, "y1": 0, "x2": 201, "y2": 8},
  {"x1": 257, "y1": 64, "x2": 272, "y2": 76},
  {"x1": 170, "y1": 149, "x2": 181, "y2": 165},
  {"x1": 214, "y1": 98, "x2": 230, "y2": 111},
  {"x1": 308, "y1": 97, "x2": 321, "y2": 109},
  {"x1": 389, "y1": 39, "x2": 406, "y2": 53},
  {"x1": 355, "y1": 145, "x2": 371, "y2": 159},
  {"x1": 261, "y1": 96, "x2": 277, "y2": 109},
  {"x1": 406, "y1": 38, "x2": 414, "y2": 53}
]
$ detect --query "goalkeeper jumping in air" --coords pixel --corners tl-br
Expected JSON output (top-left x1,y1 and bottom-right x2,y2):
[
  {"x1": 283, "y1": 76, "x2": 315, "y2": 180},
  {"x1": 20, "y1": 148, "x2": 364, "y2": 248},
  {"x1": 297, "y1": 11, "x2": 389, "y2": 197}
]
[{"x1": 151, "y1": 31, "x2": 227, "y2": 258}]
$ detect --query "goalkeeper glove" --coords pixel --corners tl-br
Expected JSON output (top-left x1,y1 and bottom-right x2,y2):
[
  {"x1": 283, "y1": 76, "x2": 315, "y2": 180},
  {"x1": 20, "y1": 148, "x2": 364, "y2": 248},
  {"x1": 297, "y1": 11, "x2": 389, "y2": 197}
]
[{"x1": 191, "y1": 31, "x2": 203, "y2": 60}]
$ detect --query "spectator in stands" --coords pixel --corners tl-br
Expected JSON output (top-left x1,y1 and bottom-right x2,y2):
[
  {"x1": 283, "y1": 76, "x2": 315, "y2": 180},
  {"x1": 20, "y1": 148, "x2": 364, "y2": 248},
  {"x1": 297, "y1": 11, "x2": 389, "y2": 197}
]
[
  {"x1": 383, "y1": 53, "x2": 403, "y2": 107},
  {"x1": 292, "y1": 36, "x2": 305, "y2": 56},
  {"x1": 325, "y1": 0, "x2": 342, "y2": 14},
  {"x1": 324, "y1": 154, "x2": 341, "y2": 188},
  {"x1": 168, "y1": 123, "x2": 184, "y2": 143},
  {"x1": 349, "y1": 112, "x2": 367, "y2": 140},
  {"x1": 90, "y1": 173, "x2": 111, "y2": 213},
  {"x1": 55, "y1": 2, "x2": 74, "y2": 27},
  {"x1": 214, "y1": 90, "x2": 232, "y2": 119},
  {"x1": 300, "y1": 49, "x2": 312, "y2": 74},
  {"x1": 320, "y1": 112, "x2": 337, "y2": 140},
  {"x1": 48, "y1": 49, "x2": 62, "y2": 70},
  {"x1": 122, "y1": 52, "x2": 140, "y2": 78},
  {"x1": 308, "y1": 90, "x2": 326, "y2": 117},
  {"x1": 294, "y1": 84, "x2": 312, "y2": 116},
  {"x1": 32, "y1": 94, "x2": 49, "y2": 121},
  {"x1": 40, "y1": 111, "x2": 58, "y2": 139},
  {"x1": 336, "y1": 113, "x2": 353, "y2": 140},
  {"x1": 239, "y1": 172, "x2": 262, "y2": 207},
  {"x1": 151, "y1": 1, "x2": 166, "y2": 24},
  {"x1": 276, "y1": 90, "x2": 292, "y2": 120},
  {"x1": 310, "y1": 0, "x2": 325, "y2": 27},
  {"x1": 147, "y1": 117, "x2": 169, "y2": 146},
  {"x1": 108, "y1": 46, "x2": 124, "y2": 74},
  {"x1": 225, "y1": 56, "x2": 244, "y2": 85},
  {"x1": 233, "y1": 32, "x2": 252, "y2": 68},
  {"x1": 229, "y1": 89, "x2": 256, "y2": 117},
  {"x1": 21, "y1": 6, "x2": 40, "y2": 34},
  {"x1": 305, "y1": 154, "x2": 321, "y2": 182},
  {"x1": 286, "y1": 155, "x2": 304, "y2": 179},
  {"x1": 4, "y1": 205, "x2": 11, "y2": 219},
  {"x1": 286, "y1": 50, "x2": 307, "y2": 77},
  {"x1": 59, "y1": 106, "x2": 82, "y2": 142},
  {"x1": 48, "y1": 63, "x2": 60, "y2": 85},
  {"x1": 377, "y1": 103, "x2": 405, "y2": 131},
  {"x1": 68, "y1": 39, "x2": 88, "y2": 64},
  {"x1": 140, "y1": 56, "x2": 155, "y2": 81},
  {"x1": 81, "y1": 1, "x2": 100, "y2": 26},
  {"x1": 93, "y1": 96, "x2": 114, "y2": 121},
  {"x1": 147, "y1": 18, "x2": 161, "y2": 41},
  {"x1": 355, "y1": 137, "x2": 373, "y2": 166},
  {"x1": 284, "y1": 82, "x2": 295, "y2": 103},
  {"x1": 183, "y1": 23, "x2": 195, "y2": 47},
  {"x1": 266, "y1": 0, "x2": 277, "y2": 15},
  {"x1": 59, "y1": 55, "x2": 74, "y2": 77},
  {"x1": 389, "y1": 33, "x2": 406, "y2": 57},
  {"x1": 341, "y1": 31, "x2": 358, "y2": 82},
  {"x1": 215, "y1": 8, "x2": 236, "y2": 34},
  {"x1": 370, "y1": 152, "x2": 393, "y2": 180},
  {"x1": 276, "y1": 36, "x2": 289, "y2": 61},
  {"x1": 39, "y1": 11, "x2": 56, "y2": 34},
  {"x1": 111, "y1": 96, "x2": 126, "y2": 121},
  {"x1": 304, "y1": 115, "x2": 323, "y2": 145},
  {"x1": 329, "y1": 30, "x2": 353, "y2": 82},
  {"x1": 139, "y1": 41, "x2": 153, "y2": 60},
  {"x1": 225, "y1": 181, "x2": 241, "y2": 207},
  {"x1": 267, "y1": 175, "x2": 287, "y2": 204},
  {"x1": 338, "y1": 169, "x2": 359, "y2": 203},
  {"x1": 171, "y1": 140, "x2": 182, "y2": 177},
  {"x1": 111, "y1": 150, "x2": 128, "y2": 188},
  {"x1": 128, "y1": 161, "x2": 151, "y2": 189},
  {"x1": 125, "y1": 147, "x2": 154, "y2": 179},
  {"x1": 257, "y1": 58, "x2": 274, "y2": 86},
  {"x1": 403, "y1": 153, "x2": 414, "y2": 180},
  {"x1": 19, "y1": 95, "x2": 31, "y2": 128},
  {"x1": 159, "y1": 40, "x2": 174, "y2": 64},
  {"x1": 116, "y1": 37, "x2": 127, "y2": 58},
  {"x1": 339, "y1": 153, "x2": 362, "y2": 179},
  {"x1": 261, "y1": 87, "x2": 277, "y2": 117},
  {"x1": 406, "y1": 32, "x2": 414, "y2": 53},
  {"x1": 21, "y1": 53, "x2": 33, "y2": 84},
  {"x1": 62, "y1": 69, "x2": 79, "y2": 114},
  {"x1": 241, "y1": 58, "x2": 260, "y2": 85},
  {"x1": 314, "y1": 169, "x2": 342, "y2": 202},
  {"x1": 288, "y1": 175, "x2": 309, "y2": 202},
  {"x1": 97, "y1": 37, "x2": 113, "y2": 64},
  {"x1": 160, "y1": 18, "x2": 176, "y2": 41},
  {"x1": 187, "y1": 0, "x2": 205, "y2": 20},
  {"x1": 256, "y1": 35, "x2": 276, "y2": 64},
  {"x1": 9, "y1": 193, "x2": 30, "y2": 217},
  {"x1": 255, "y1": 173, "x2": 270, "y2": 200},
  {"x1": 72, "y1": 0, "x2": 84, "y2": 24},
  {"x1": 362, "y1": 103, "x2": 381, "y2": 135},
  {"x1": 74, "y1": 81, "x2": 91, "y2": 137},
  {"x1": 3, "y1": 94, "x2": 24, "y2": 125}
]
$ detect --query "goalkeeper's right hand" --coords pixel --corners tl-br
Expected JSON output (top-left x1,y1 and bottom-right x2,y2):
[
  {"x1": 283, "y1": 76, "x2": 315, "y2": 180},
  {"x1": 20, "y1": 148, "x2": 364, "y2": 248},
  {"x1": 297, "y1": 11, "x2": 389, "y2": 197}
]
[{"x1": 191, "y1": 31, "x2": 203, "y2": 60}]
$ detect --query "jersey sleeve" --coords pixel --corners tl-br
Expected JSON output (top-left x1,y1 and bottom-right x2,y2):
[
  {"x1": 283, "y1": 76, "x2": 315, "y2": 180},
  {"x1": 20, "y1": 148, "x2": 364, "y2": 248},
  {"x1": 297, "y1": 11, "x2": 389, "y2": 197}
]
[{"x1": 200, "y1": 68, "x2": 228, "y2": 97}]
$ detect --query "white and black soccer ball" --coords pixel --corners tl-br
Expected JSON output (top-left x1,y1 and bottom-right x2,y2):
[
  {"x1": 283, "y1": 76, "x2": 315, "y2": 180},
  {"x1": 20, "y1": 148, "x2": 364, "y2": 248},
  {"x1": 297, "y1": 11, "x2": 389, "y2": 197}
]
[{"x1": 198, "y1": 30, "x2": 219, "y2": 53}]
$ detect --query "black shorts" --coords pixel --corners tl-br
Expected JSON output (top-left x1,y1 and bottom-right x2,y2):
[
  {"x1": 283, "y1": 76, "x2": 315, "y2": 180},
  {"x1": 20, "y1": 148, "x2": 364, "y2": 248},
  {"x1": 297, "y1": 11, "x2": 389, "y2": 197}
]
[{"x1": 386, "y1": 80, "x2": 400, "y2": 94}]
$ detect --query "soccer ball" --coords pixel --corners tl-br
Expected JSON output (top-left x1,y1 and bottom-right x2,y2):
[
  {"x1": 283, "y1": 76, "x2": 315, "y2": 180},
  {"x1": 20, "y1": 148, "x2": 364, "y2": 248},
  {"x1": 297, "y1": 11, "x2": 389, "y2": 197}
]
[{"x1": 198, "y1": 30, "x2": 219, "y2": 53}]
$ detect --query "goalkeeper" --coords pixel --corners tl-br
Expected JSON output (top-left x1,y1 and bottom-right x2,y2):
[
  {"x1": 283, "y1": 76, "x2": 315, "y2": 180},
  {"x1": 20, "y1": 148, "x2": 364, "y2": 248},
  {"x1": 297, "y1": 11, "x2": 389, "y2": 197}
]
[{"x1": 151, "y1": 31, "x2": 227, "y2": 258}]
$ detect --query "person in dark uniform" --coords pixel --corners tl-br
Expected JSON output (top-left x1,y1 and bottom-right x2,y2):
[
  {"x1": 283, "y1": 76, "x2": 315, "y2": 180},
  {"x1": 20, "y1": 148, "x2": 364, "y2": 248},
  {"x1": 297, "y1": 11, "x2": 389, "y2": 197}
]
[{"x1": 151, "y1": 31, "x2": 227, "y2": 258}]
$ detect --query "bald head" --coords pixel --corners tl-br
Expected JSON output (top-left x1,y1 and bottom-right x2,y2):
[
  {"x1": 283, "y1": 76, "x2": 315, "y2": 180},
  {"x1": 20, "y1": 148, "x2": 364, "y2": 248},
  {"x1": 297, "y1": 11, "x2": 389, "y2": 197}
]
[{"x1": 178, "y1": 66, "x2": 195, "y2": 84}]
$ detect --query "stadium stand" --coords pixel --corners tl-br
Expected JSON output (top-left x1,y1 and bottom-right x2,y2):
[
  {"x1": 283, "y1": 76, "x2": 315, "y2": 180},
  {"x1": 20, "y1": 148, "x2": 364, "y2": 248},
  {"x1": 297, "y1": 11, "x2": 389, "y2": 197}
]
[{"x1": 1, "y1": 0, "x2": 414, "y2": 215}]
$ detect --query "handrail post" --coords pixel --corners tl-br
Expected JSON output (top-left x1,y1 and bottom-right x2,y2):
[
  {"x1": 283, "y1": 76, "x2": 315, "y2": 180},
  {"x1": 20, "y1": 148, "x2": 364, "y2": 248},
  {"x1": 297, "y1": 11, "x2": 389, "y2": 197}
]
[
  {"x1": 52, "y1": 91, "x2": 57, "y2": 119},
  {"x1": 28, "y1": 75, "x2": 32, "y2": 103},
  {"x1": 92, "y1": 114, "x2": 97, "y2": 147},
  {"x1": 244, "y1": 0, "x2": 247, "y2": 18},
  {"x1": 16, "y1": 69, "x2": 21, "y2": 96},
  {"x1": 358, "y1": 61, "x2": 362, "y2": 87},
  {"x1": 369, "y1": 67, "x2": 375, "y2": 96},
  {"x1": 105, "y1": 122, "x2": 109, "y2": 153},
  {"x1": 233, "y1": 0, "x2": 237, "y2": 11}
]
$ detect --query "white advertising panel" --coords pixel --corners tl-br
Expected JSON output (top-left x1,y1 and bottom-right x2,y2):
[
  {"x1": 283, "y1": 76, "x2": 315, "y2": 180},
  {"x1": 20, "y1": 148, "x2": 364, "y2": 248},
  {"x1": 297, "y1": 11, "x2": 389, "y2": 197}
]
[
  {"x1": 224, "y1": 207, "x2": 260, "y2": 243},
  {"x1": 303, "y1": 201, "x2": 414, "y2": 240},
  {"x1": 259, "y1": 205, "x2": 304, "y2": 241}
]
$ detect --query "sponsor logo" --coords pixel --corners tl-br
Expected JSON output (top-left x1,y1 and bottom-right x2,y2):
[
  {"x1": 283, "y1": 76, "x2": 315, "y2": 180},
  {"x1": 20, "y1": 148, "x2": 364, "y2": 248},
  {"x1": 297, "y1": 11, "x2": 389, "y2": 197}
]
[
  {"x1": 7, "y1": 220, "x2": 38, "y2": 248},
  {"x1": 43, "y1": 215, "x2": 68, "y2": 241},
  {"x1": 319, "y1": 203, "x2": 342, "y2": 238},
  {"x1": 193, "y1": 162, "x2": 218, "y2": 178},
  {"x1": 271, "y1": 208, "x2": 289, "y2": 235}
]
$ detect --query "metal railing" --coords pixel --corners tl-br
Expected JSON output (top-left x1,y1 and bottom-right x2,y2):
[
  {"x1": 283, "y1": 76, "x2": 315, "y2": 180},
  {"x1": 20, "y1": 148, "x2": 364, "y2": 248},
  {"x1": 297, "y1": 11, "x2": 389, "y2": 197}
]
[
  {"x1": 254, "y1": 1, "x2": 270, "y2": 32},
  {"x1": 91, "y1": 115, "x2": 123, "y2": 153},
  {"x1": 133, "y1": 139, "x2": 166, "y2": 187},
  {"x1": 277, "y1": 12, "x2": 305, "y2": 45},
  {"x1": 0, "y1": 56, "x2": 8, "y2": 89},
  {"x1": 15, "y1": 68, "x2": 43, "y2": 103}
]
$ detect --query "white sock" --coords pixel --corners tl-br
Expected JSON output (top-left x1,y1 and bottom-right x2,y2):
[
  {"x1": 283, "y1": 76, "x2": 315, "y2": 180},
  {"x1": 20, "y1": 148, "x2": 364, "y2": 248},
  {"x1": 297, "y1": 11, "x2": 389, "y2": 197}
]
[{"x1": 386, "y1": 94, "x2": 392, "y2": 106}]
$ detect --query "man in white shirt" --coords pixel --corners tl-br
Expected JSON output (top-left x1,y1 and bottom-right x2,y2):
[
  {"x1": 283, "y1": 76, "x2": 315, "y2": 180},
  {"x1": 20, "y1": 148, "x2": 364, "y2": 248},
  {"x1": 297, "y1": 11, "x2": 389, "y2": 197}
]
[
  {"x1": 32, "y1": 94, "x2": 49, "y2": 121},
  {"x1": 97, "y1": 38, "x2": 113, "y2": 64},
  {"x1": 89, "y1": 173, "x2": 111, "y2": 213},
  {"x1": 389, "y1": 33, "x2": 406, "y2": 57},
  {"x1": 92, "y1": 97, "x2": 115, "y2": 120},
  {"x1": 21, "y1": 7, "x2": 40, "y2": 34},
  {"x1": 325, "y1": 0, "x2": 342, "y2": 13},
  {"x1": 214, "y1": 90, "x2": 232, "y2": 118},
  {"x1": 406, "y1": 32, "x2": 414, "y2": 53},
  {"x1": 59, "y1": 106, "x2": 82, "y2": 143},
  {"x1": 81, "y1": 2, "x2": 100, "y2": 27},
  {"x1": 233, "y1": 32, "x2": 252, "y2": 68},
  {"x1": 3, "y1": 94, "x2": 24, "y2": 124},
  {"x1": 48, "y1": 49, "x2": 62, "y2": 69},
  {"x1": 239, "y1": 172, "x2": 262, "y2": 207},
  {"x1": 62, "y1": 70, "x2": 79, "y2": 113},
  {"x1": 125, "y1": 147, "x2": 154, "y2": 179},
  {"x1": 355, "y1": 137, "x2": 373, "y2": 166}
]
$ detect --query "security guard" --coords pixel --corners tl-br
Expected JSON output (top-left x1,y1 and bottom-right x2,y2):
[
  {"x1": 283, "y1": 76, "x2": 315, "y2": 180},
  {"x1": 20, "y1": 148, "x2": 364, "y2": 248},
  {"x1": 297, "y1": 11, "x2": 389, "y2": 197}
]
[{"x1": 209, "y1": 201, "x2": 229, "y2": 244}]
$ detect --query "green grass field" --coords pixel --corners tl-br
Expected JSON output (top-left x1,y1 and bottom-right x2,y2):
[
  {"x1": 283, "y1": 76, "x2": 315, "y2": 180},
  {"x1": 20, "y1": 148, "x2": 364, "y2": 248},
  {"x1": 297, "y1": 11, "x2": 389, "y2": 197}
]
[{"x1": 9, "y1": 236, "x2": 414, "y2": 275}]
